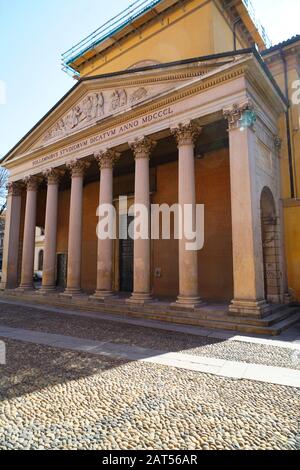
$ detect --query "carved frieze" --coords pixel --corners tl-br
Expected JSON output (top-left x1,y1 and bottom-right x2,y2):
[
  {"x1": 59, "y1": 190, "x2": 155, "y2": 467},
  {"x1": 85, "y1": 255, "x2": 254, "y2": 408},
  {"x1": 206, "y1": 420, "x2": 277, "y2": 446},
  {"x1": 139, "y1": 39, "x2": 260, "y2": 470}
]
[
  {"x1": 111, "y1": 89, "x2": 127, "y2": 111},
  {"x1": 130, "y1": 87, "x2": 148, "y2": 105},
  {"x1": 42, "y1": 86, "x2": 150, "y2": 144}
]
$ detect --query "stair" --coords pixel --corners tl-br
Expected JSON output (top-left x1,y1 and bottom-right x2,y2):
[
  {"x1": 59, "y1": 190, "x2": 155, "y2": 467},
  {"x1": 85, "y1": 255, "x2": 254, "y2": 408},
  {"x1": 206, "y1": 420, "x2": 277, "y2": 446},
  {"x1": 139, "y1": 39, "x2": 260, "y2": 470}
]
[{"x1": 0, "y1": 290, "x2": 299, "y2": 336}]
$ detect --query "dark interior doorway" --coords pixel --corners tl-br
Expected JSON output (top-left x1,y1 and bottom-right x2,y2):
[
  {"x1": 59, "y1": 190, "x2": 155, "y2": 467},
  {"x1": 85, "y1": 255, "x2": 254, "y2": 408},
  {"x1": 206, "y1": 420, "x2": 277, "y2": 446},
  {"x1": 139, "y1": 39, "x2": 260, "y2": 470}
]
[
  {"x1": 56, "y1": 253, "x2": 68, "y2": 289},
  {"x1": 119, "y1": 215, "x2": 134, "y2": 293}
]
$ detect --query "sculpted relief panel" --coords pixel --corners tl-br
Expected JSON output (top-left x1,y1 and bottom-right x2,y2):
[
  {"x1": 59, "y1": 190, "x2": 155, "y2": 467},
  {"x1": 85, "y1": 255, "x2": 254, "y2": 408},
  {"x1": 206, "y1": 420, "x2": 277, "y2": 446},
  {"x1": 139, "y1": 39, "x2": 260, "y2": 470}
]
[{"x1": 42, "y1": 87, "x2": 149, "y2": 144}]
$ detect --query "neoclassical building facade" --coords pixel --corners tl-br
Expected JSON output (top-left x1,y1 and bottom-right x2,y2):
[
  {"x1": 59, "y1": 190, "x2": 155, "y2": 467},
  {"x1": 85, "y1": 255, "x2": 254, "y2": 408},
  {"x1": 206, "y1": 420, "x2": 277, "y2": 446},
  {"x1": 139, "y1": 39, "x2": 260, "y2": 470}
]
[{"x1": 1, "y1": 0, "x2": 299, "y2": 331}]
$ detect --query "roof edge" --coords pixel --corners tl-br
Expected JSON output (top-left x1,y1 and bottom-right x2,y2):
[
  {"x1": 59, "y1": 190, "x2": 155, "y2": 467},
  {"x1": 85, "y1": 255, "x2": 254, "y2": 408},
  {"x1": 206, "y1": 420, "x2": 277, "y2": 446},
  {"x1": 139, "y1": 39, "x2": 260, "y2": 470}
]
[
  {"x1": 1, "y1": 47, "x2": 287, "y2": 165},
  {"x1": 262, "y1": 35, "x2": 300, "y2": 56}
]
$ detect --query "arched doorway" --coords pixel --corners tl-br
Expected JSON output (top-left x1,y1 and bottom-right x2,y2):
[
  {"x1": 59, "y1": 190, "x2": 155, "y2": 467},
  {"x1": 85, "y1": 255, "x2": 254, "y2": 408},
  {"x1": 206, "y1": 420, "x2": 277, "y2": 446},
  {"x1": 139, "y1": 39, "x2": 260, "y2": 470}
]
[{"x1": 260, "y1": 187, "x2": 281, "y2": 303}]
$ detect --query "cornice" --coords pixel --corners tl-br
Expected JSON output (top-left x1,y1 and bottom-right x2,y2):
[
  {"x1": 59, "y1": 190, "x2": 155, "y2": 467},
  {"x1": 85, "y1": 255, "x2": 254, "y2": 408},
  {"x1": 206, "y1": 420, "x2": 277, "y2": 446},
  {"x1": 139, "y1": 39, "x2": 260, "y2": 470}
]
[
  {"x1": 5, "y1": 66, "x2": 213, "y2": 162},
  {"x1": 5, "y1": 63, "x2": 249, "y2": 170},
  {"x1": 6, "y1": 54, "x2": 286, "y2": 173}
]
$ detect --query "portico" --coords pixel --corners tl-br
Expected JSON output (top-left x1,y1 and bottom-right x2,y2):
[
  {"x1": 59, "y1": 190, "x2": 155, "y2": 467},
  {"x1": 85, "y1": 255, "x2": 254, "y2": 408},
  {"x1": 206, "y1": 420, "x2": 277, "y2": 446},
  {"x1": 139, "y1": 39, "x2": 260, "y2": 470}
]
[{"x1": 0, "y1": 50, "x2": 292, "y2": 327}]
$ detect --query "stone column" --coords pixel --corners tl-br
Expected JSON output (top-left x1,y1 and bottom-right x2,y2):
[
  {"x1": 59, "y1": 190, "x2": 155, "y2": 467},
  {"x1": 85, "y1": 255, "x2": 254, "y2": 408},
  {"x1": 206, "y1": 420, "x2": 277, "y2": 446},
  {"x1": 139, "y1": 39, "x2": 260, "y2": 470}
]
[
  {"x1": 40, "y1": 169, "x2": 64, "y2": 293},
  {"x1": 62, "y1": 160, "x2": 90, "y2": 297},
  {"x1": 172, "y1": 122, "x2": 202, "y2": 309},
  {"x1": 19, "y1": 176, "x2": 42, "y2": 290},
  {"x1": 224, "y1": 101, "x2": 270, "y2": 317},
  {"x1": 0, "y1": 182, "x2": 23, "y2": 289},
  {"x1": 127, "y1": 136, "x2": 156, "y2": 304},
  {"x1": 91, "y1": 149, "x2": 120, "y2": 300}
]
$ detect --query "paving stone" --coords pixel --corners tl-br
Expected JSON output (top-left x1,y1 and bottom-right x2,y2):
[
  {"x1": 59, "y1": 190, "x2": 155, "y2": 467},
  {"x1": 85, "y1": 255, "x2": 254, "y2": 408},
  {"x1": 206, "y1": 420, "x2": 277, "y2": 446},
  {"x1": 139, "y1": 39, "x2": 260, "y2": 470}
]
[{"x1": 0, "y1": 302, "x2": 300, "y2": 450}]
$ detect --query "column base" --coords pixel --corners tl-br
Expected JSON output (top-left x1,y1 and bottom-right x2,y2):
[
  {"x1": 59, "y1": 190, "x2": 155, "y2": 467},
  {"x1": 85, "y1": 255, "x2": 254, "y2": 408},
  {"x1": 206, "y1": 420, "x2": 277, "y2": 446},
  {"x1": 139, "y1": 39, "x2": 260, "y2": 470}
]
[
  {"x1": 89, "y1": 291, "x2": 117, "y2": 302},
  {"x1": 171, "y1": 295, "x2": 202, "y2": 310},
  {"x1": 16, "y1": 285, "x2": 35, "y2": 293},
  {"x1": 60, "y1": 288, "x2": 83, "y2": 298},
  {"x1": 38, "y1": 286, "x2": 57, "y2": 295},
  {"x1": 0, "y1": 283, "x2": 17, "y2": 291},
  {"x1": 229, "y1": 299, "x2": 272, "y2": 318},
  {"x1": 126, "y1": 293, "x2": 154, "y2": 305}
]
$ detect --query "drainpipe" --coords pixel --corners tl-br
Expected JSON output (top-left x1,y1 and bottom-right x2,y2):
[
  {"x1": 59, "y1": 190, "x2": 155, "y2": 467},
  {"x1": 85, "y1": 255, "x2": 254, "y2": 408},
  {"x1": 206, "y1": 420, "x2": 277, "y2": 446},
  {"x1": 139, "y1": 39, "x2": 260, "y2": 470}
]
[{"x1": 280, "y1": 48, "x2": 296, "y2": 199}]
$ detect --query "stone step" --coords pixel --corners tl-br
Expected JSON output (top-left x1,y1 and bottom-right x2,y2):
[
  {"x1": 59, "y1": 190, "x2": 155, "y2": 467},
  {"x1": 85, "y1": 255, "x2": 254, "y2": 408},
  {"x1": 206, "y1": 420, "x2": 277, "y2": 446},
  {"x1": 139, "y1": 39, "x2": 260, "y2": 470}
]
[
  {"x1": 268, "y1": 312, "x2": 300, "y2": 335},
  {"x1": 128, "y1": 304, "x2": 299, "y2": 328},
  {"x1": 0, "y1": 292, "x2": 299, "y2": 336}
]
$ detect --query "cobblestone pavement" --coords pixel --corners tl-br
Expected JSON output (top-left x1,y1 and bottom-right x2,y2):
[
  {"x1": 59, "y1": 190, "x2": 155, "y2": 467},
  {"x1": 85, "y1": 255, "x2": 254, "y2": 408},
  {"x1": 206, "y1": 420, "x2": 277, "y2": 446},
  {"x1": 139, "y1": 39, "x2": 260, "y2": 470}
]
[
  {"x1": 0, "y1": 302, "x2": 300, "y2": 450},
  {"x1": 0, "y1": 339, "x2": 300, "y2": 450},
  {"x1": 0, "y1": 303, "x2": 300, "y2": 369}
]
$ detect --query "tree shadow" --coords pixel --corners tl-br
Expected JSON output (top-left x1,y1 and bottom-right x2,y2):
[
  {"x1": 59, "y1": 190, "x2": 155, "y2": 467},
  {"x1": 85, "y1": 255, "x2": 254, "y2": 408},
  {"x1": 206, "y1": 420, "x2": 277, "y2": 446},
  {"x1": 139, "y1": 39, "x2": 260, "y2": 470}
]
[{"x1": 0, "y1": 299, "x2": 230, "y2": 401}]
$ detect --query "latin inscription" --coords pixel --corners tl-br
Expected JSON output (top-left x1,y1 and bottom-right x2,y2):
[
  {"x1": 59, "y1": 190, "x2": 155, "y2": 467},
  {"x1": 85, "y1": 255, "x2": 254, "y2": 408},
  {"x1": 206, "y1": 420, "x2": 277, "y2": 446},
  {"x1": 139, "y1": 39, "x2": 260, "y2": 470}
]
[{"x1": 32, "y1": 107, "x2": 174, "y2": 167}]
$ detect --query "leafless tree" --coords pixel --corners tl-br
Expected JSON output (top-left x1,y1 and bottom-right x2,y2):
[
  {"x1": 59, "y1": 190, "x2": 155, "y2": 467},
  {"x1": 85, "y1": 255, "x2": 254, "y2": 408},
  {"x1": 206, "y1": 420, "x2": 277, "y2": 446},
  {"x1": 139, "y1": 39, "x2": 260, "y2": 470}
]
[{"x1": 0, "y1": 167, "x2": 8, "y2": 215}]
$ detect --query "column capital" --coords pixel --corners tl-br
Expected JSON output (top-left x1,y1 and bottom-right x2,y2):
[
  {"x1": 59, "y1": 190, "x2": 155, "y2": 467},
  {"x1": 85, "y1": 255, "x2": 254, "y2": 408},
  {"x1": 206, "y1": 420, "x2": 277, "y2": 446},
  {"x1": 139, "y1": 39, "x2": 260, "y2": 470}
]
[
  {"x1": 67, "y1": 159, "x2": 90, "y2": 177},
  {"x1": 23, "y1": 175, "x2": 42, "y2": 191},
  {"x1": 274, "y1": 136, "x2": 282, "y2": 157},
  {"x1": 43, "y1": 168, "x2": 65, "y2": 185},
  {"x1": 129, "y1": 136, "x2": 156, "y2": 160},
  {"x1": 95, "y1": 149, "x2": 121, "y2": 170},
  {"x1": 171, "y1": 122, "x2": 202, "y2": 147},
  {"x1": 7, "y1": 181, "x2": 23, "y2": 197},
  {"x1": 223, "y1": 99, "x2": 257, "y2": 131}
]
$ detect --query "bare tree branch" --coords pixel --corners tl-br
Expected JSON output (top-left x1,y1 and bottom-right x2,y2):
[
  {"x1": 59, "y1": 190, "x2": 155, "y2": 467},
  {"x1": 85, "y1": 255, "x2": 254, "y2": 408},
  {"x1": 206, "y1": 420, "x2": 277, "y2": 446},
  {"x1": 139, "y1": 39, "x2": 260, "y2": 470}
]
[{"x1": 0, "y1": 167, "x2": 8, "y2": 210}]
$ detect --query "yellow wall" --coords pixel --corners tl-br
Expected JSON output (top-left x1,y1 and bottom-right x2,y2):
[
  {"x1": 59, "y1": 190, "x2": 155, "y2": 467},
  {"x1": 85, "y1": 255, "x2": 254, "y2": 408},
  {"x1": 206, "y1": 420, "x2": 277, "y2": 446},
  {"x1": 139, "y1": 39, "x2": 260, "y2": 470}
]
[
  {"x1": 76, "y1": 0, "x2": 247, "y2": 77},
  {"x1": 270, "y1": 59, "x2": 300, "y2": 200},
  {"x1": 267, "y1": 54, "x2": 300, "y2": 301},
  {"x1": 211, "y1": 2, "x2": 244, "y2": 53},
  {"x1": 284, "y1": 204, "x2": 300, "y2": 300},
  {"x1": 289, "y1": 66, "x2": 300, "y2": 199}
]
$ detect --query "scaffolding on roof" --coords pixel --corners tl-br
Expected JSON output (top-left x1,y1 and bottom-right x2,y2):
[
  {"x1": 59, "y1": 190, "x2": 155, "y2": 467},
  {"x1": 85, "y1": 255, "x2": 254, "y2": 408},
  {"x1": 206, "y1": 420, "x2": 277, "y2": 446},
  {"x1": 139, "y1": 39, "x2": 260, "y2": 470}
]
[{"x1": 61, "y1": 0, "x2": 163, "y2": 76}]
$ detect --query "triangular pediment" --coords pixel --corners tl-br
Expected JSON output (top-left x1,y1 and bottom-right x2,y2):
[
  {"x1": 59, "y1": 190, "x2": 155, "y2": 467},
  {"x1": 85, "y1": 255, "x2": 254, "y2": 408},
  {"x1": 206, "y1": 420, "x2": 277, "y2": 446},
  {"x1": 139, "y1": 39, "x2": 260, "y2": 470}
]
[
  {"x1": 7, "y1": 69, "x2": 208, "y2": 159},
  {"x1": 3, "y1": 53, "x2": 265, "y2": 164},
  {"x1": 35, "y1": 83, "x2": 172, "y2": 147}
]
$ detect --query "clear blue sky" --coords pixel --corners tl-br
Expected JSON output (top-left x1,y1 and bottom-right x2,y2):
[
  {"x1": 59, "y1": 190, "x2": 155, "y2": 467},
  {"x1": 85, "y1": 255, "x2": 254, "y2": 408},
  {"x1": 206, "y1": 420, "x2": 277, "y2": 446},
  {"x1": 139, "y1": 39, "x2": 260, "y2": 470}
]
[{"x1": 0, "y1": 0, "x2": 299, "y2": 158}]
